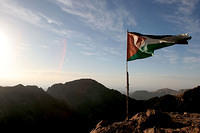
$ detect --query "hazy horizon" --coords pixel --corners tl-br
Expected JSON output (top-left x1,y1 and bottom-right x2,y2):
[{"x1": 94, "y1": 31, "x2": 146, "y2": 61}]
[
  {"x1": 0, "y1": 78, "x2": 197, "y2": 94},
  {"x1": 0, "y1": 0, "x2": 200, "y2": 92}
]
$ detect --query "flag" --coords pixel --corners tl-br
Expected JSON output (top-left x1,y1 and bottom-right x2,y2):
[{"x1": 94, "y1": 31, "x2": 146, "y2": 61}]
[{"x1": 127, "y1": 32, "x2": 191, "y2": 61}]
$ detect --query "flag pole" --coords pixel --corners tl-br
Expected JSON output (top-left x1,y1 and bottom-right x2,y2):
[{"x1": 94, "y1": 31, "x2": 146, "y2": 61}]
[{"x1": 126, "y1": 30, "x2": 129, "y2": 121}]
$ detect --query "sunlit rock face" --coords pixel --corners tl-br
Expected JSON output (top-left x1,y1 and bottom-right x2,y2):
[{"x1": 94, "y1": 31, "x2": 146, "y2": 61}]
[{"x1": 91, "y1": 110, "x2": 200, "y2": 133}]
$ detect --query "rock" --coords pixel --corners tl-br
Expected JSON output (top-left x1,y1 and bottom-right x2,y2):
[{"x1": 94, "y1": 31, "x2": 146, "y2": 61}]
[
  {"x1": 143, "y1": 128, "x2": 161, "y2": 133},
  {"x1": 91, "y1": 110, "x2": 200, "y2": 133},
  {"x1": 131, "y1": 109, "x2": 172, "y2": 130},
  {"x1": 95, "y1": 120, "x2": 113, "y2": 129}
]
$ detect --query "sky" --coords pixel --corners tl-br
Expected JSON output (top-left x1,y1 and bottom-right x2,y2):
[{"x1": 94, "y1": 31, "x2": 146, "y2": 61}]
[{"x1": 0, "y1": 0, "x2": 200, "y2": 92}]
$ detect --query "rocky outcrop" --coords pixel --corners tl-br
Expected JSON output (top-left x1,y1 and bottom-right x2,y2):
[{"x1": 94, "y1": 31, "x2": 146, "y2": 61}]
[{"x1": 91, "y1": 109, "x2": 200, "y2": 133}]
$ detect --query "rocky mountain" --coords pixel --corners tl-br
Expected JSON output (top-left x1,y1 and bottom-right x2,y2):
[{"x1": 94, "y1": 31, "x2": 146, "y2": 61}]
[
  {"x1": 91, "y1": 86, "x2": 200, "y2": 132},
  {"x1": 91, "y1": 109, "x2": 200, "y2": 133},
  {"x1": 0, "y1": 79, "x2": 199, "y2": 132},
  {"x1": 0, "y1": 84, "x2": 87, "y2": 132},
  {"x1": 130, "y1": 88, "x2": 188, "y2": 100},
  {"x1": 145, "y1": 86, "x2": 200, "y2": 113},
  {"x1": 47, "y1": 79, "x2": 144, "y2": 130}
]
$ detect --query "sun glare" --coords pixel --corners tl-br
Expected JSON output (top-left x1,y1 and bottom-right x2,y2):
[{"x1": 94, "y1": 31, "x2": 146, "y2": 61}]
[{"x1": 0, "y1": 31, "x2": 14, "y2": 75}]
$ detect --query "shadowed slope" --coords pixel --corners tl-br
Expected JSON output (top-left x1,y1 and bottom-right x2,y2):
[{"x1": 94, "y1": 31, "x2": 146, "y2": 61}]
[
  {"x1": 47, "y1": 79, "x2": 144, "y2": 130},
  {"x1": 0, "y1": 84, "x2": 87, "y2": 132}
]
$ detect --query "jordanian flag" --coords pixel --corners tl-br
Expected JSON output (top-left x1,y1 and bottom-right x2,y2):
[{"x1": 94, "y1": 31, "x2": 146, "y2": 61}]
[{"x1": 127, "y1": 32, "x2": 191, "y2": 61}]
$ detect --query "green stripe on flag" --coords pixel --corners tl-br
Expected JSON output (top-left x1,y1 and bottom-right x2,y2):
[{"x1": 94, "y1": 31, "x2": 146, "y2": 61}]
[
  {"x1": 127, "y1": 50, "x2": 152, "y2": 61},
  {"x1": 128, "y1": 43, "x2": 175, "y2": 61}
]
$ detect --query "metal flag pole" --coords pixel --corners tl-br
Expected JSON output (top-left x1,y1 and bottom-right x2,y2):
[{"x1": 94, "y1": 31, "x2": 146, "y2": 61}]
[
  {"x1": 126, "y1": 61, "x2": 129, "y2": 120},
  {"x1": 126, "y1": 30, "x2": 129, "y2": 121}
]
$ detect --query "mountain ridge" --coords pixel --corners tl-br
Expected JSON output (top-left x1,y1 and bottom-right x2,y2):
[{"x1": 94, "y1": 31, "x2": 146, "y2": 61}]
[
  {"x1": 0, "y1": 79, "x2": 199, "y2": 132},
  {"x1": 0, "y1": 84, "x2": 87, "y2": 132},
  {"x1": 47, "y1": 78, "x2": 144, "y2": 130},
  {"x1": 130, "y1": 88, "x2": 188, "y2": 100}
]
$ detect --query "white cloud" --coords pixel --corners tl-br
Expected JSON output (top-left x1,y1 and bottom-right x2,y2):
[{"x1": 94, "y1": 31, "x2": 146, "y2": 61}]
[
  {"x1": 0, "y1": 0, "x2": 65, "y2": 35},
  {"x1": 39, "y1": 44, "x2": 49, "y2": 49},
  {"x1": 165, "y1": 15, "x2": 200, "y2": 34},
  {"x1": 154, "y1": 49, "x2": 179, "y2": 64},
  {"x1": 56, "y1": 0, "x2": 73, "y2": 7},
  {"x1": 155, "y1": 0, "x2": 198, "y2": 14},
  {"x1": 0, "y1": 0, "x2": 41, "y2": 26},
  {"x1": 155, "y1": 0, "x2": 200, "y2": 34},
  {"x1": 154, "y1": 0, "x2": 178, "y2": 4},
  {"x1": 80, "y1": 51, "x2": 97, "y2": 56},
  {"x1": 164, "y1": 54, "x2": 178, "y2": 64},
  {"x1": 75, "y1": 43, "x2": 96, "y2": 51},
  {"x1": 155, "y1": 0, "x2": 200, "y2": 66},
  {"x1": 55, "y1": 0, "x2": 136, "y2": 33},
  {"x1": 39, "y1": 13, "x2": 62, "y2": 26},
  {"x1": 102, "y1": 47, "x2": 123, "y2": 57},
  {"x1": 183, "y1": 56, "x2": 200, "y2": 63},
  {"x1": 76, "y1": 42, "x2": 97, "y2": 56},
  {"x1": 188, "y1": 45, "x2": 200, "y2": 55},
  {"x1": 177, "y1": 0, "x2": 198, "y2": 15}
]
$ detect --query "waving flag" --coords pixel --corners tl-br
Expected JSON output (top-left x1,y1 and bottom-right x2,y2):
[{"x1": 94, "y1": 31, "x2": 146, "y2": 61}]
[{"x1": 127, "y1": 32, "x2": 192, "y2": 61}]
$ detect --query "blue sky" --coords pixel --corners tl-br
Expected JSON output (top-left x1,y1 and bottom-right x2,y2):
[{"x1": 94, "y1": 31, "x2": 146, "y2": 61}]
[{"x1": 0, "y1": 0, "x2": 200, "y2": 92}]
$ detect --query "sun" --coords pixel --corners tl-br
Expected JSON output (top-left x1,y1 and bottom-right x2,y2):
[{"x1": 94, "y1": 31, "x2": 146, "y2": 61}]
[{"x1": 0, "y1": 31, "x2": 14, "y2": 74}]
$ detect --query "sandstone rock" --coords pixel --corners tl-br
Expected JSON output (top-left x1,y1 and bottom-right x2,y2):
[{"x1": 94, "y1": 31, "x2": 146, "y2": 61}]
[{"x1": 91, "y1": 110, "x2": 200, "y2": 133}]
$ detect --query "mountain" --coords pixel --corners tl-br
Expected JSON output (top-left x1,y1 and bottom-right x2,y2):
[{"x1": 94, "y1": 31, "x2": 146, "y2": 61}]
[
  {"x1": 145, "y1": 86, "x2": 200, "y2": 113},
  {"x1": 0, "y1": 84, "x2": 87, "y2": 132},
  {"x1": 47, "y1": 79, "x2": 144, "y2": 130},
  {"x1": 130, "y1": 88, "x2": 187, "y2": 100},
  {"x1": 0, "y1": 79, "x2": 199, "y2": 132},
  {"x1": 91, "y1": 86, "x2": 200, "y2": 132},
  {"x1": 179, "y1": 85, "x2": 200, "y2": 112},
  {"x1": 130, "y1": 90, "x2": 156, "y2": 100}
]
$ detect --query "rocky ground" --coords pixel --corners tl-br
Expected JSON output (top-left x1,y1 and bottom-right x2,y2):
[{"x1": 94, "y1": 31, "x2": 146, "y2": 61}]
[{"x1": 90, "y1": 110, "x2": 200, "y2": 133}]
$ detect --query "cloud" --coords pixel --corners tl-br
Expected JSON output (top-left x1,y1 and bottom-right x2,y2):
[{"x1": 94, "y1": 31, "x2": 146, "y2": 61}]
[
  {"x1": 80, "y1": 51, "x2": 97, "y2": 56},
  {"x1": 154, "y1": 49, "x2": 179, "y2": 64},
  {"x1": 75, "y1": 42, "x2": 123, "y2": 58},
  {"x1": 155, "y1": 0, "x2": 200, "y2": 66},
  {"x1": 75, "y1": 42, "x2": 96, "y2": 51},
  {"x1": 183, "y1": 56, "x2": 200, "y2": 63},
  {"x1": 165, "y1": 15, "x2": 200, "y2": 34},
  {"x1": 0, "y1": 0, "x2": 65, "y2": 35},
  {"x1": 39, "y1": 44, "x2": 49, "y2": 49},
  {"x1": 55, "y1": 0, "x2": 136, "y2": 33},
  {"x1": 155, "y1": 0, "x2": 198, "y2": 14},
  {"x1": 39, "y1": 13, "x2": 63, "y2": 26},
  {"x1": 154, "y1": 0, "x2": 179, "y2": 4},
  {"x1": 164, "y1": 54, "x2": 178, "y2": 64},
  {"x1": 155, "y1": 0, "x2": 200, "y2": 34},
  {"x1": 75, "y1": 42, "x2": 98, "y2": 56},
  {"x1": 102, "y1": 47, "x2": 123, "y2": 57},
  {"x1": 0, "y1": 0, "x2": 41, "y2": 26},
  {"x1": 188, "y1": 45, "x2": 200, "y2": 55}
]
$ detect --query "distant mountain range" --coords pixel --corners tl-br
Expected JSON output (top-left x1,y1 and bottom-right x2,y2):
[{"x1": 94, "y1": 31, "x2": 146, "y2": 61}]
[
  {"x1": 0, "y1": 79, "x2": 199, "y2": 132},
  {"x1": 145, "y1": 85, "x2": 200, "y2": 112},
  {"x1": 130, "y1": 88, "x2": 188, "y2": 100}
]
